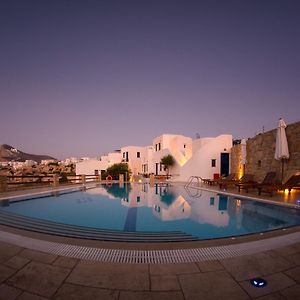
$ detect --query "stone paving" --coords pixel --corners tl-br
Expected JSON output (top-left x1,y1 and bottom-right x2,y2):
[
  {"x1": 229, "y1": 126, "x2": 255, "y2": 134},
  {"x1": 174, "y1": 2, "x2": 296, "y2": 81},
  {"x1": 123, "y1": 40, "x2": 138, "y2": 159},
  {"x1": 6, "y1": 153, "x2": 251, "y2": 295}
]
[{"x1": 0, "y1": 239, "x2": 299, "y2": 300}]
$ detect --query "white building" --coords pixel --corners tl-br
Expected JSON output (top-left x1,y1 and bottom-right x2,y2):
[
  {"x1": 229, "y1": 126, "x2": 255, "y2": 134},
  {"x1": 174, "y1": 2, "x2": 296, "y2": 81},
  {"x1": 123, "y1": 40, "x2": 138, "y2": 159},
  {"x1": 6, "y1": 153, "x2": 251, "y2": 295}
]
[
  {"x1": 41, "y1": 159, "x2": 57, "y2": 165},
  {"x1": 141, "y1": 146, "x2": 155, "y2": 174},
  {"x1": 63, "y1": 157, "x2": 80, "y2": 165},
  {"x1": 25, "y1": 160, "x2": 37, "y2": 167},
  {"x1": 100, "y1": 151, "x2": 123, "y2": 167},
  {"x1": 121, "y1": 146, "x2": 146, "y2": 175},
  {"x1": 76, "y1": 159, "x2": 104, "y2": 176},
  {"x1": 0, "y1": 161, "x2": 11, "y2": 167},
  {"x1": 11, "y1": 161, "x2": 26, "y2": 169},
  {"x1": 151, "y1": 134, "x2": 193, "y2": 177},
  {"x1": 176, "y1": 134, "x2": 232, "y2": 182},
  {"x1": 76, "y1": 151, "x2": 122, "y2": 176},
  {"x1": 75, "y1": 132, "x2": 232, "y2": 181}
]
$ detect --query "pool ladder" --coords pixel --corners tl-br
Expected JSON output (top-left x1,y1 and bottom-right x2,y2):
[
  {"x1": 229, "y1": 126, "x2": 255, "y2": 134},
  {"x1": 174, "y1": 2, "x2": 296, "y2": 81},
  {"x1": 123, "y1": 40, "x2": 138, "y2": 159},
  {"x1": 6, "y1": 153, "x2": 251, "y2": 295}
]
[
  {"x1": 185, "y1": 176, "x2": 203, "y2": 188},
  {"x1": 184, "y1": 176, "x2": 203, "y2": 199}
]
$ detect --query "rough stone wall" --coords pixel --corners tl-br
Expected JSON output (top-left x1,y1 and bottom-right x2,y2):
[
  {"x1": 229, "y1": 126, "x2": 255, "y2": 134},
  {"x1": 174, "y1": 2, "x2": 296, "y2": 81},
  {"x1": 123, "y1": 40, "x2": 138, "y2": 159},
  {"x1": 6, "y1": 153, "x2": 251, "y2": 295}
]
[
  {"x1": 231, "y1": 121, "x2": 300, "y2": 182},
  {"x1": 230, "y1": 144, "x2": 243, "y2": 178}
]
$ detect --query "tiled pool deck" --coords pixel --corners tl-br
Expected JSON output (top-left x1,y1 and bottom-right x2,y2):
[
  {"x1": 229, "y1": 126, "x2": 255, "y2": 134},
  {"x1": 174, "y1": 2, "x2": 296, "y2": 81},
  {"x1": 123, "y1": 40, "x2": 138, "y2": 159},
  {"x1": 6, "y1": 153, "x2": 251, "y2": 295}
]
[{"x1": 0, "y1": 183, "x2": 300, "y2": 299}]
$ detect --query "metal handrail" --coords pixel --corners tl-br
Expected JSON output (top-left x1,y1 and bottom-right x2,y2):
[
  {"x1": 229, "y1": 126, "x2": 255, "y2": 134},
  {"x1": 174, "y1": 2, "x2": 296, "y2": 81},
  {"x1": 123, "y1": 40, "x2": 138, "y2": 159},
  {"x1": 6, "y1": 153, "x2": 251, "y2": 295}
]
[{"x1": 184, "y1": 176, "x2": 202, "y2": 188}]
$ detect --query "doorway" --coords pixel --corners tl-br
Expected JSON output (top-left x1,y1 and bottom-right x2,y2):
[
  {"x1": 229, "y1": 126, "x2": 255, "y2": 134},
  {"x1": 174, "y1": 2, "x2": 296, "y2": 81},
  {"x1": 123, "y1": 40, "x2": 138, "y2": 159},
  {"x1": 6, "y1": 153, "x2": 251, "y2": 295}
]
[
  {"x1": 220, "y1": 153, "x2": 229, "y2": 177},
  {"x1": 155, "y1": 163, "x2": 159, "y2": 175}
]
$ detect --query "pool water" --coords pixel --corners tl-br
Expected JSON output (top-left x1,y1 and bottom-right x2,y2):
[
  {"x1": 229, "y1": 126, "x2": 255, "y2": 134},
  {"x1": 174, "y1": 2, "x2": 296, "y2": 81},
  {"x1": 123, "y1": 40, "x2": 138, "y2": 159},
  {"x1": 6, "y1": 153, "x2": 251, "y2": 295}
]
[{"x1": 1, "y1": 183, "x2": 300, "y2": 239}]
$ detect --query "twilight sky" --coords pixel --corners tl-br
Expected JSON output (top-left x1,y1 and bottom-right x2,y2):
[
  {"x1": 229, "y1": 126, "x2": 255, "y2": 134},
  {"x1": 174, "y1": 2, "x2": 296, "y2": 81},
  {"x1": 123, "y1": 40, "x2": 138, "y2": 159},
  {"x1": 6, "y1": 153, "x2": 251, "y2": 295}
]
[{"x1": 0, "y1": 0, "x2": 299, "y2": 159}]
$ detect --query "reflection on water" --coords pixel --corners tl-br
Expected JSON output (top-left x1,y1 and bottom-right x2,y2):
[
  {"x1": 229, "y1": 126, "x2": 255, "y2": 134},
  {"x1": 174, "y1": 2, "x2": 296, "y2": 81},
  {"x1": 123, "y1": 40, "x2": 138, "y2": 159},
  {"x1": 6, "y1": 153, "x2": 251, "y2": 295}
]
[
  {"x1": 87, "y1": 183, "x2": 300, "y2": 232},
  {"x1": 103, "y1": 183, "x2": 132, "y2": 199},
  {"x1": 2, "y1": 183, "x2": 300, "y2": 239}
]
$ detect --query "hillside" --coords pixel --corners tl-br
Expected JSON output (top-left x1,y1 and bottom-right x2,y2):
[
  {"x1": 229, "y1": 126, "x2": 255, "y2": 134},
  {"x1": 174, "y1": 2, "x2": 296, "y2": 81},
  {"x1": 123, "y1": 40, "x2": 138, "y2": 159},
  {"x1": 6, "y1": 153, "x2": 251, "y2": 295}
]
[{"x1": 0, "y1": 144, "x2": 57, "y2": 163}]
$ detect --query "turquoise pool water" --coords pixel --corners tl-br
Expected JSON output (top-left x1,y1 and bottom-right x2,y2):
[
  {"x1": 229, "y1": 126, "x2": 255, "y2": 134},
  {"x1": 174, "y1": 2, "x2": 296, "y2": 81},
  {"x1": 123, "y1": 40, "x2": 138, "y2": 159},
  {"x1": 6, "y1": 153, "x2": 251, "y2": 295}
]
[{"x1": 1, "y1": 183, "x2": 300, "y2": 239}]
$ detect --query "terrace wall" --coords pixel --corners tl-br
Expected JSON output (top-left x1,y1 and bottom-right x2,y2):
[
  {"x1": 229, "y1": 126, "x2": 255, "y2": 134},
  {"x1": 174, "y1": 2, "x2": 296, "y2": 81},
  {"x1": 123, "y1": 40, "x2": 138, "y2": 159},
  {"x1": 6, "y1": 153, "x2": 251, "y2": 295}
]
[{"x1": 230, "y1": 121, "x2": 300, "y2": 182}]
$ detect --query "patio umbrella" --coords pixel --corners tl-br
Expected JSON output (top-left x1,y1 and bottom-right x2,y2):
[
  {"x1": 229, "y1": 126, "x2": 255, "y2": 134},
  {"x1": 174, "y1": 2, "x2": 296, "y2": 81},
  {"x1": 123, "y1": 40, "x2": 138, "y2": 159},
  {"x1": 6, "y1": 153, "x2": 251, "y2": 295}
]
[{"x1": 275, "y1": 118, "x2": 289, "y2": 183}]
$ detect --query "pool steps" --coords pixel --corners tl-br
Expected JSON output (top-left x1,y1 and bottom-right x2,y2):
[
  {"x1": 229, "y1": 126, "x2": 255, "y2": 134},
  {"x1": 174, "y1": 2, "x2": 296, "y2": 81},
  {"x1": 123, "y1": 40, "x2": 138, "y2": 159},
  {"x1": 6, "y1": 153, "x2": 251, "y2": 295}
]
[{"x1": 0, "y1": 210, "x2": 197, "y2": 242}]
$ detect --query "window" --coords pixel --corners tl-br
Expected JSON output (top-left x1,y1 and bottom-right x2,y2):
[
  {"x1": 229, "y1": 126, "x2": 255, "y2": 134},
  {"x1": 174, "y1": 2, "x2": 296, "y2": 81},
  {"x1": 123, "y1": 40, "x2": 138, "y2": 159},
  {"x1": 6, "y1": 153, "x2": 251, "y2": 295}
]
[
  {"x1": 211, "y1": 159, "x2": 216, "y2": 167},
  {"x1": 137, "y1": 152, "x2": 140, "y2": 158},
  {"x1": 123, "y1": 152, "x2": 125, "y2": 158},
  {"x1": 158, "y1": 143, "x2": 161, "y2": 150},
  {"x1": 257, "y1": 160, "x2": 262, "y2": 168},
  {"x1": 142, "y1": 164, "x2": 148, "y2": 173},
  {"x1": 137, "y1": 196, "x2": 140, "y2": 202},
  {"x1": 155, "y1": 144, "x2": 158, "y2": 151},
  {"x1": 183, "y1": 144, "x2": 186, "y2": 148}
]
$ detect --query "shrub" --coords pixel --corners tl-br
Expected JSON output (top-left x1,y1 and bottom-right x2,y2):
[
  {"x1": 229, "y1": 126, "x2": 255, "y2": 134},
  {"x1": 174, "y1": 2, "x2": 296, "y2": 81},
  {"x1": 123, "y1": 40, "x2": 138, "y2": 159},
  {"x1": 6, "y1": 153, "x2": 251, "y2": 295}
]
[
  {"x1": 160, "y1": 155, "x2": 175, "y2": 175},
  {"x1": 59, "y1": 172, "x2": 68, "y2": 183},
  {"x1": 106, "y1": 163, "x2": 131, "y2": 180}
]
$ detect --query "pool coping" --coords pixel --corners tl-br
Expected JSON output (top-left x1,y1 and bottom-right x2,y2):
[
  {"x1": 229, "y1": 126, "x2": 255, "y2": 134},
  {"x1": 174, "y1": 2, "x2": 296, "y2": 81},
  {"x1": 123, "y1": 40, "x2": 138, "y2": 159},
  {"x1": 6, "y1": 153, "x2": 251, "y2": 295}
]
[
  {"x1": 0, "y1": 225, "x2": 299, "y2": 263},
  {"x1": 182, "y1": 182, "x2": 300, "y2": 209}
]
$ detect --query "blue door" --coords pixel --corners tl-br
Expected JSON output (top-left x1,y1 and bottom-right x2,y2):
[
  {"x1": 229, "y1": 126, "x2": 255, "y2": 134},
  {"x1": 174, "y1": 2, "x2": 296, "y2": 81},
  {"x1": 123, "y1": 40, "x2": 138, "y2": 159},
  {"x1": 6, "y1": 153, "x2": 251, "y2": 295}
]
[{"x1": 220, "y1": 153, "x2": 229, "y2": 177}]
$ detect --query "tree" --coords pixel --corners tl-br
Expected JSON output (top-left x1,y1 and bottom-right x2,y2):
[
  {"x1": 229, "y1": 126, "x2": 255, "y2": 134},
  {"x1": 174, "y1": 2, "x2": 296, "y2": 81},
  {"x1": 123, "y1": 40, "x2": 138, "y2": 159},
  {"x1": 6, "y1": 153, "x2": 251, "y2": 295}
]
[
  {"x1": 106, "y1": 163, "x2": 131, "y2": 180},
  {"x1": 160, "y1": 155, "x2": 175, "y2": 176}
]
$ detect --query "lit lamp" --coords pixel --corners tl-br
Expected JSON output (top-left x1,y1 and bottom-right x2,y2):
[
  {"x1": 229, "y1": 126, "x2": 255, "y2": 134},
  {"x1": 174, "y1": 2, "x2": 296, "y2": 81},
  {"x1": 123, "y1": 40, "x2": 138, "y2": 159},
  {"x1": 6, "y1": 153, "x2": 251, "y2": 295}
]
[{"x1": 240, "y1": 139, "x2": 247, "y2": 179}]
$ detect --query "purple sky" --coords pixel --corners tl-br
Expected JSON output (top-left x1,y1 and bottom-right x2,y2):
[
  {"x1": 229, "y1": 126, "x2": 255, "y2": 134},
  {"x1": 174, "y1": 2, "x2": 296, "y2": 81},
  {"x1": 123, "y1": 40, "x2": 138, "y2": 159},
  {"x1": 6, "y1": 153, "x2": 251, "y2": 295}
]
[{"x1": 1, "y1": 0, "x2": 299, "y2": 159}]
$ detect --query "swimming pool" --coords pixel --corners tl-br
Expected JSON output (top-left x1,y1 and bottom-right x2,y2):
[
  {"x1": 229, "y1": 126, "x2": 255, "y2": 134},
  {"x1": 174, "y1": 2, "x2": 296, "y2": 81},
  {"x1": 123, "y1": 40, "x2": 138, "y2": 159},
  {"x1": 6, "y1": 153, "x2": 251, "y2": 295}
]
[{"x1": 1, "y1": 183, "x2": 300, "y2": 241}]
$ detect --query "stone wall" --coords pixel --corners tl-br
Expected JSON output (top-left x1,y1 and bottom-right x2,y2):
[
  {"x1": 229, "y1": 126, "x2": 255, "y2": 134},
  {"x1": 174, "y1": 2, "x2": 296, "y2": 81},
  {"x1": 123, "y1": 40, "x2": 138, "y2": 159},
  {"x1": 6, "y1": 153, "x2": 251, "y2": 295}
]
[
  {"x1": 230, "y1": 121, "x2": 300, "y2": 182},
  {"x1": 230, "y1": 144, "x2": 244, "y2": 179}
]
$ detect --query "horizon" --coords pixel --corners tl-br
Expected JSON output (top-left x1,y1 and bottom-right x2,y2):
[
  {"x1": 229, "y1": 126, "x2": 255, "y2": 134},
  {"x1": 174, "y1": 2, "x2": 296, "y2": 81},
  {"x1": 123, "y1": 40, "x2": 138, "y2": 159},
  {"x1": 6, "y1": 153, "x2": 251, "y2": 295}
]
[
  {"x1": 1, "y1": 0, "x2": 299, "y2": 159},
  {"x1": 2, "y1": 118, "x2": 299, "y2": 160}
]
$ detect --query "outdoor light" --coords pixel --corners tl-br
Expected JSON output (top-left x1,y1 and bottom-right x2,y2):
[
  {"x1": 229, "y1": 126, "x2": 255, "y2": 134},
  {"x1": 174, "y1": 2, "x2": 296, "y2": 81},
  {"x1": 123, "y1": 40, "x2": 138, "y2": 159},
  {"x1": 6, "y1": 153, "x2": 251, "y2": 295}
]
[{"x1": 250, "y1": 278, "x2": 267, "y2": 288}]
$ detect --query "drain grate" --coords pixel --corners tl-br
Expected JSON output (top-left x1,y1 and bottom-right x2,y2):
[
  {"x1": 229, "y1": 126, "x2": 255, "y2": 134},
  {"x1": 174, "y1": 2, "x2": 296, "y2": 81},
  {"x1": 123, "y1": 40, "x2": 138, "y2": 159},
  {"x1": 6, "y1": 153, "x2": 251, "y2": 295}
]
[{"x1": 0, "y1": 230, "x2": 299, "y2": 264}]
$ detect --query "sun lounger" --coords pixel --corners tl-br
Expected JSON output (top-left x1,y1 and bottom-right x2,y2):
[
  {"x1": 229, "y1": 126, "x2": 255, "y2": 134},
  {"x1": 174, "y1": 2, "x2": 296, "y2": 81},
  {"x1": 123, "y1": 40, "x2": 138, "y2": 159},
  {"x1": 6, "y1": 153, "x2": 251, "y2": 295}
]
[
  {"x1": 280, "y1": 174, "x2": 300, "y2": 192},
  {"x1": 234, "y1": 174, "x2": 256, "y2": 192},
  {"x1": 237, "y1": 172, "x2": 277, "y2": 193},
  {"x1": 217, "y1": 173, "x2": 239, "y2": 189},
  {"x1": 259, "y1": 173, "x2": 300, "y2": 196},
  {"x1": 201, "y1": 173, "x2": 237, "y2": 186},
  {"x1": 253, "y1": 172, "x2": 280, "y2": 196}
]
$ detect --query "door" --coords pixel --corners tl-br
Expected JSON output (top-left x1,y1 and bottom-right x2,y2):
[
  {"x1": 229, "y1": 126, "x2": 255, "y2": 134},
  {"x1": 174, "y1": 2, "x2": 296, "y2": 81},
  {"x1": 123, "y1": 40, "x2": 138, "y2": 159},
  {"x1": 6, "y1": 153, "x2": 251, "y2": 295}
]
[
  {"x1": 220, "y1": 153, "x2": 229, "y2": 177},
  {"x1": 155, "y1": 163, "x2": 159, "y2": 175}
]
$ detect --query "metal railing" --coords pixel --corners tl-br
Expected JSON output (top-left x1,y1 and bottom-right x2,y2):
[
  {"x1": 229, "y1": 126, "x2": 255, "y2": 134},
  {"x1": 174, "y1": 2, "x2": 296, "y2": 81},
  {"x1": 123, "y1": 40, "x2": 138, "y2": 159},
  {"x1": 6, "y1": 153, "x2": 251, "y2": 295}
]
[{"x1": 185, "y1": 176, "x2": 203, "y2": 188}]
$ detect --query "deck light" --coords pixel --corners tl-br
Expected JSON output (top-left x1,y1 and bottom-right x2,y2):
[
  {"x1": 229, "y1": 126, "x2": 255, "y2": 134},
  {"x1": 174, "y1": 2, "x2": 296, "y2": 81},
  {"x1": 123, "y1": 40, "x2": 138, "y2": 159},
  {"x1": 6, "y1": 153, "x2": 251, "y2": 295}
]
[{"x1": 250, "y1": 278, "x2": 267, "y2": 288}]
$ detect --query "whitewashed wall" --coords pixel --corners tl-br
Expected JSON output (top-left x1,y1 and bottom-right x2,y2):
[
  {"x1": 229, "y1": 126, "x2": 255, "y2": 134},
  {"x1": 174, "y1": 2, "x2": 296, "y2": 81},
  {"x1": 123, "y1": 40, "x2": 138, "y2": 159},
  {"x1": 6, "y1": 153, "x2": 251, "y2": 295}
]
[{"x1": 174, "y1": 134, "x2": 233, "y2": 182}]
